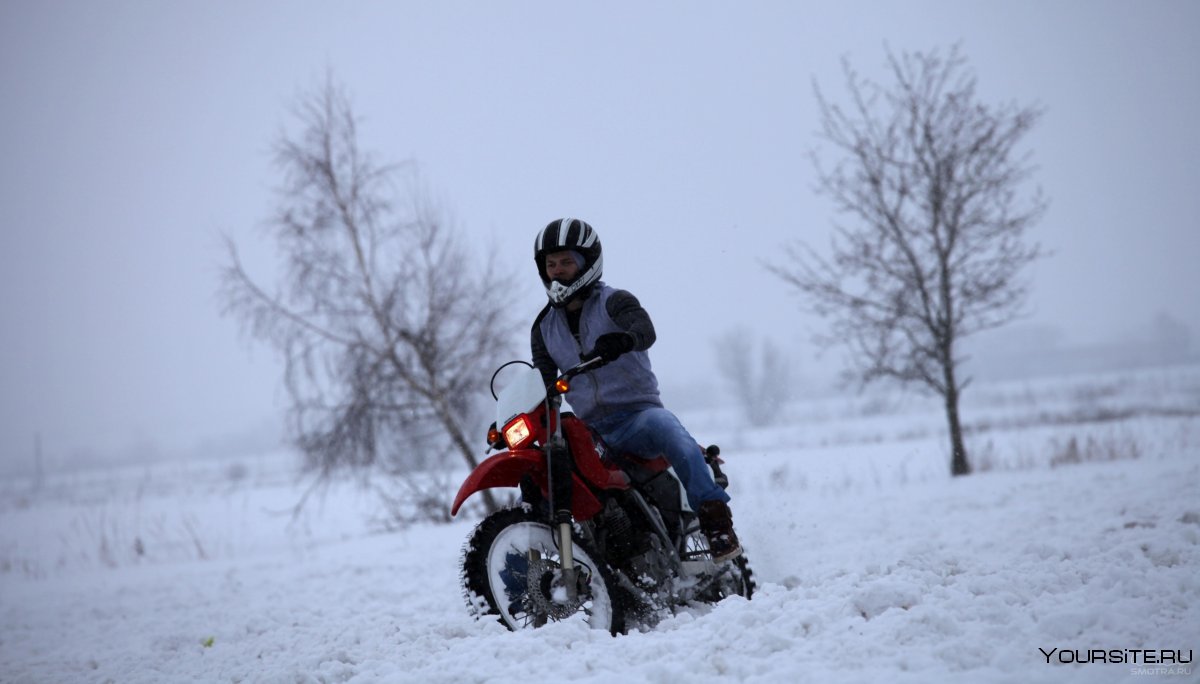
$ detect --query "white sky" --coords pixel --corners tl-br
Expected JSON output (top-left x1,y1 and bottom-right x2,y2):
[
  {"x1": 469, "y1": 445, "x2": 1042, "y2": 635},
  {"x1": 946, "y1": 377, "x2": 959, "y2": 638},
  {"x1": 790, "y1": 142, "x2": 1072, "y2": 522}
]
[{"x1": 2, "y1": 0, "x2": 1198, "y2": 468}]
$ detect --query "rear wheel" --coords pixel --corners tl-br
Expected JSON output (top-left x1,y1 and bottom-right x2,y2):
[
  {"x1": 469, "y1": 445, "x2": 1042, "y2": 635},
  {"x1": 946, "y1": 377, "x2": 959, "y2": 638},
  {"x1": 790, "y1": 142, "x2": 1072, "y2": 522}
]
[
  {"x1": 461, "y1": 507, "x2": 626, "y2": 634},
  {"x1": 683, "y1": 528, "x2": 755, "y2": 602},
  {"x1": 712, "y1": 554, "x2": 755, "y2": 601}
]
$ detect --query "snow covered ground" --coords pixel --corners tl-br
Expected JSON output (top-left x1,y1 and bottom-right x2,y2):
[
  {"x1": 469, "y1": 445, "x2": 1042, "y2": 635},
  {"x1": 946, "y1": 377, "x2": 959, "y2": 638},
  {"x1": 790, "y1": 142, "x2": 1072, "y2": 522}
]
[{"x1": 2, "y1": 364, "x2": 1198, "y2": 683}]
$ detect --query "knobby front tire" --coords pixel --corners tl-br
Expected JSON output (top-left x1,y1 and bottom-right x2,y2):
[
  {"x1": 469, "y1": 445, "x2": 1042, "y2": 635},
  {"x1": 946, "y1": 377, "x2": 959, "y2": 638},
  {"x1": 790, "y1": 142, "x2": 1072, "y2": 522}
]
[{"x1": 460, "y1": 506, "x2": 627, "y2": 634}]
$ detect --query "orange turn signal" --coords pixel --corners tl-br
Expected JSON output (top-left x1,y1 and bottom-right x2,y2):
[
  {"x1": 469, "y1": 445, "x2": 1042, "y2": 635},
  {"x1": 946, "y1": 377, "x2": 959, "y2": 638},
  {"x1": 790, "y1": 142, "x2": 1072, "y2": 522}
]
[{"x1": 554, "y1": 378, "x2": 571, "y2": 394}]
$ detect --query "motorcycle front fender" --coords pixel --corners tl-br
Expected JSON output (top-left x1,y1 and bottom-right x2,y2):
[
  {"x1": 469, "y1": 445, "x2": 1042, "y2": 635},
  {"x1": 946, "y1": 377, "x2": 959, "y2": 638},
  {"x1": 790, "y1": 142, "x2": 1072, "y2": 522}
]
[
  {"x1": 449, "y1": 448, "x2": 604, "y2": 520},
  {"x1": 451, "y1": 449, "x2": 544, "y2": 517}
]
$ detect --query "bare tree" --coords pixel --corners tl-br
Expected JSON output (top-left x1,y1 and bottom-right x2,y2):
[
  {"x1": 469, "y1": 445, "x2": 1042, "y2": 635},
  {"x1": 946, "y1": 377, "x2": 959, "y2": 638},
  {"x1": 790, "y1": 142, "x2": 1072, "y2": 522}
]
[
  {"x1": 713, "y1": 328, "x2": 793, "y2": 427},
  {"x1": 770, "y1": 46, "x2": 1046, "y2": 476},
  {"x1": 221, "y1": 76, "x2": 514, "y2": 516}
]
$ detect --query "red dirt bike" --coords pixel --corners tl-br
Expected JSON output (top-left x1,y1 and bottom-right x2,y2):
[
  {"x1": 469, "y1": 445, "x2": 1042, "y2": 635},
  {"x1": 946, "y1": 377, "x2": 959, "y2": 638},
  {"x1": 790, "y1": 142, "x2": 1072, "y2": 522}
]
[{"x1": 451, "y1": 357, "x2": 753, "y2": 634}]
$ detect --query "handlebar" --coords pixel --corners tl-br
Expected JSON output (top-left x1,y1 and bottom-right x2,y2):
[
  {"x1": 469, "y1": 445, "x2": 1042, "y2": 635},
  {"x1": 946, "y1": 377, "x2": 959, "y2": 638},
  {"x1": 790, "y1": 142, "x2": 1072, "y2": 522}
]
[
  {"x1": 487, "y1": 355, "x2": 611, "y2": 402},
  {"x1": 561, "y1": 355, "x2": 606, "y2": 380},
  {"x1": 551, "y1": 355, "x2": 608, "y2": 395}
]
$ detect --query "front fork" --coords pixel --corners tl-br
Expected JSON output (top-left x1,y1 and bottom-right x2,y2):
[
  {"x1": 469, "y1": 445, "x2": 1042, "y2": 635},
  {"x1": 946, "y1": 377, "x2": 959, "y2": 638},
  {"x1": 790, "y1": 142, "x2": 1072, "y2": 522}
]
[{"x1": 546, "y1": 432, "x2": 581, "y2": 604}]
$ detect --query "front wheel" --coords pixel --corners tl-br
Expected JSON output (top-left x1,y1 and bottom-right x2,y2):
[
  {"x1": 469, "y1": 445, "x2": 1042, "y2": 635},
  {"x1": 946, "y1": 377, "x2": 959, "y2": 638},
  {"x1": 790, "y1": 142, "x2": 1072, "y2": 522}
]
[{"x1": 461, "y1": 506, "x2": 626, "y2": 634}]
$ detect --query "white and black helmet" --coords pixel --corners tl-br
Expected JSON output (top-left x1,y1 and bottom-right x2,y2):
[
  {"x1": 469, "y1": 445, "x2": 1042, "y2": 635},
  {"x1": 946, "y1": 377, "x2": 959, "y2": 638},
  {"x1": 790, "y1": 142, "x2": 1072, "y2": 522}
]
[{"x1": 534, "y1": 218, "x2": 603, "y2": 308}]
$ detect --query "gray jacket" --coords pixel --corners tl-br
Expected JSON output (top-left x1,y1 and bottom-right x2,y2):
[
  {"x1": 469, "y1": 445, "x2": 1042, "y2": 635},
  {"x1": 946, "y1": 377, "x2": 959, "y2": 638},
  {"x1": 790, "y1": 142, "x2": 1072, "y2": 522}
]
[{"x1": 531, "y1": 283, "x2": 662, "y2": 423}]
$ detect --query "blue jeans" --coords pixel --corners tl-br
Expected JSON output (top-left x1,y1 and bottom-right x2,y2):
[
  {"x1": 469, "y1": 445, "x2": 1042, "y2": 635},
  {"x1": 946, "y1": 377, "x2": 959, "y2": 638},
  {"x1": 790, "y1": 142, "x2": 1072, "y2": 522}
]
[{"x1": 590, "y1": 407, "x2": 730, "y2": 511}]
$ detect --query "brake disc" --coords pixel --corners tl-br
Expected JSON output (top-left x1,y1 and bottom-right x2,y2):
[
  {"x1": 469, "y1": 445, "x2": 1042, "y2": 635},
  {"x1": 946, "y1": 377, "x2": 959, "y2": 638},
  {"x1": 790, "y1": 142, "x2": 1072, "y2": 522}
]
[{"x1": 523, "y1": 555, "x2": 591, "y2": 621}]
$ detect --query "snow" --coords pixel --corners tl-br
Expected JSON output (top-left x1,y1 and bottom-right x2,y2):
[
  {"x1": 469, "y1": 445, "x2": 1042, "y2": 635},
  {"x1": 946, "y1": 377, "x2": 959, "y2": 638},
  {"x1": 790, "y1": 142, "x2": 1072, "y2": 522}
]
[{"x1": 2, "y1": 364, "x2": 1199, "y2": 683}]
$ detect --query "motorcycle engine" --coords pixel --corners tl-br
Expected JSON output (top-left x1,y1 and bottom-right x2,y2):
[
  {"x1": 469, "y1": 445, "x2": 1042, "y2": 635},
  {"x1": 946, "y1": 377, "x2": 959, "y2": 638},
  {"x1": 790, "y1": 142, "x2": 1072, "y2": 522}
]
[{"x1": 597, "y1": 498, "x2": 638, "y2": 563}]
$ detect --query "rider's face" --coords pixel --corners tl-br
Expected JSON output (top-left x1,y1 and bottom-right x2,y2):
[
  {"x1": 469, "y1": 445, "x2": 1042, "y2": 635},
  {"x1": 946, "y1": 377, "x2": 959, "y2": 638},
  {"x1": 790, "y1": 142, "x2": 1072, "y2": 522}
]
[{"x1": 544, "y1": 251, "x2": 580, "y2": 283}]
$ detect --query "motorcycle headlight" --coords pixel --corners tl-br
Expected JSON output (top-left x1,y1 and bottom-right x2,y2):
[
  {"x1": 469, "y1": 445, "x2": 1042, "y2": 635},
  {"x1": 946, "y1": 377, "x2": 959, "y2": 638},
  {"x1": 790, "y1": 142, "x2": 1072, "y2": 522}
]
[{"x1": 502, "y1": 414, "x2": 535, "y2": 450}]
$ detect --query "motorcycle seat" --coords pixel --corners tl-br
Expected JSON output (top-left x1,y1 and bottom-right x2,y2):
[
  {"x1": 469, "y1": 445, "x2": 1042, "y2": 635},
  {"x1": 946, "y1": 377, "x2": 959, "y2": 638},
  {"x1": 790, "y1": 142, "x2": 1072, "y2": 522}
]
[{"x1": 609, "y1": 450, "x2": 672, "y2": 475}]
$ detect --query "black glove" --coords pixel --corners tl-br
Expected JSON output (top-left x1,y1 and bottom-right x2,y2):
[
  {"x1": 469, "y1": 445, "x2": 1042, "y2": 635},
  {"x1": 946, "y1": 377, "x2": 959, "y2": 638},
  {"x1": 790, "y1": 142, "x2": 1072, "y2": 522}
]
[{"x1": 584, "y1": 332, "x2": 636, "y2": 362}]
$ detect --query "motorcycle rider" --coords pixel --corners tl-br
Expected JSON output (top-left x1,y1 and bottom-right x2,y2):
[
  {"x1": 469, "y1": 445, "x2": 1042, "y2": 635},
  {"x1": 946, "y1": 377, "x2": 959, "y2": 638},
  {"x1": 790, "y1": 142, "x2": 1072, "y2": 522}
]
[{"x1": 530, "y1": 218, "x2": 743, "y2": 562}]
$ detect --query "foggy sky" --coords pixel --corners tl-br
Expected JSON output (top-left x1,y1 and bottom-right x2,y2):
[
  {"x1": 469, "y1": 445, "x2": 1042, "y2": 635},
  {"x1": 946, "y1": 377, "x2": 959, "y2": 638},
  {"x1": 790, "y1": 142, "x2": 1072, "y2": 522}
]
[{"x1": 2, "y1": 1, "x2": 1197, "y2": 471}]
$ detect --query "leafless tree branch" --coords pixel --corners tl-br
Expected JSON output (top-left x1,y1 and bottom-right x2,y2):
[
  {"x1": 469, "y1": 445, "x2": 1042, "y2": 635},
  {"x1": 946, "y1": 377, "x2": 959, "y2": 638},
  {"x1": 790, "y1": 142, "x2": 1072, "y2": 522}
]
[
  {"x1": 770, "y1": 45, "x2": 1046, "y2": 476},
  {"x1": 713, "y1": 329, "x2": 795, "y2": 427},
  {"x1": 220, "y1": 75, "x2": 516, "y2": 518}
]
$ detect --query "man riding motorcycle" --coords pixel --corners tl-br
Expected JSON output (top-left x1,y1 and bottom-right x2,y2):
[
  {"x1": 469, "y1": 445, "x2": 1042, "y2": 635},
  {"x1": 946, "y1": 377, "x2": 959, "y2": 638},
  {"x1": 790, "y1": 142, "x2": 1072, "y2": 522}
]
[{"x1": 530, "y1": 218, "x2": 742, "y2": 562}]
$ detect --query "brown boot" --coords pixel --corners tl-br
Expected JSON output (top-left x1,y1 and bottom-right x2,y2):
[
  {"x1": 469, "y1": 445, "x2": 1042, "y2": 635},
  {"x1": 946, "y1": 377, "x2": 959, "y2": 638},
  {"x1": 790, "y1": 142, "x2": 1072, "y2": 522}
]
[{"x1": 698, "y1": 500, "x2": 742, "y2": 562}]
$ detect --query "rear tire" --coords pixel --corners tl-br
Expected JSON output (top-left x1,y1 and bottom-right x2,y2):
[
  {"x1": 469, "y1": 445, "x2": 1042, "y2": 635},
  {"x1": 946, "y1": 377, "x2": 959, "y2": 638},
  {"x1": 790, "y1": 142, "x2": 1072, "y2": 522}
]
[
  {"x1": 461, "y1": 506, "x2": 626, "y2": 634},
  {"x1": 717, "y1": 554, "x2": 756, "y2": 601},
  {"x1": 684, "y1": 527, "x2": 755, "y2": 602}
]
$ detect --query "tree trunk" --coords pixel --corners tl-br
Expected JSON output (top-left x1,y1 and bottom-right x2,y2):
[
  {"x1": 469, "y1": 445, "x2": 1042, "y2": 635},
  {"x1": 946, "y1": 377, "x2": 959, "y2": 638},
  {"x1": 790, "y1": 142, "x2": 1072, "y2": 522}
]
[
  {"x1": 943, "y1": 383, "x2": 971, "y2": 476},
  {"x1": 441, "y1": 409, "x2": 500, "y2": 514}
]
